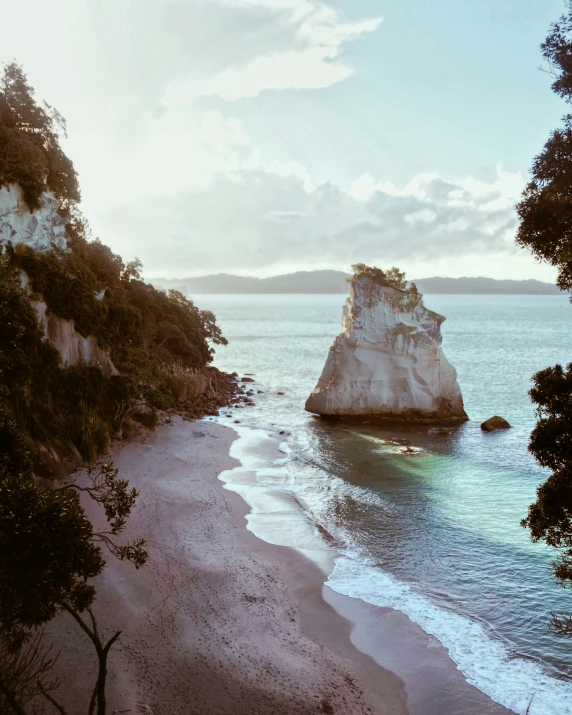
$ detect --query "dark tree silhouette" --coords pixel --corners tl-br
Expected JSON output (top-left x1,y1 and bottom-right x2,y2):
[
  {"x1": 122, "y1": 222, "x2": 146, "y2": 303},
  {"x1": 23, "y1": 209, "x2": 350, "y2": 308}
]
[
  {"x1": 0, "y1": 417, "x2": 148, "y2": 714},
  {"x1": 517, "y1": 3, "x2": 572, "y2": 635},
  {"x1": 0, "y1": 62, "x2": 79, "y2": 209}
]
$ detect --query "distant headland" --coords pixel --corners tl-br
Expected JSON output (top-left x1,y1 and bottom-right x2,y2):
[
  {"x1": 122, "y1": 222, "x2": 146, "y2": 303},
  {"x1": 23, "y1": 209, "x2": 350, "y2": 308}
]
[{"x1": 154, "y1": 271, "x2": 563, "y2": 295}]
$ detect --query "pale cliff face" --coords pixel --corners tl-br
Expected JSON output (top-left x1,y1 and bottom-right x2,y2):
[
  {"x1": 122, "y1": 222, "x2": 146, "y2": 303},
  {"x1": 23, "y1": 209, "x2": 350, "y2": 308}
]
[
  {"x1": 0, "y1": 183, "x2": 67, "y2": 250},
  {"x1": 32, "y1": 298, "x2": 118, "y2": 378},
  {"x1": 305, "y1": 275, "x2": 467, "y2": 421},
  {"x1": 4, "y1": 188, "x2": 118, "y2": 377}
]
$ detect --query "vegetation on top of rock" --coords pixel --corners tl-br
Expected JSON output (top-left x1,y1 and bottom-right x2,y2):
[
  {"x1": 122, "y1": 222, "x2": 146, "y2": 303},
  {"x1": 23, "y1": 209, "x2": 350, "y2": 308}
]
[
  {"x1": 0, "y1": 62, "x2": 79, "y2": 210},
  {"x1": 351, "y1": 263, "x2": 421, "y2": 295}
]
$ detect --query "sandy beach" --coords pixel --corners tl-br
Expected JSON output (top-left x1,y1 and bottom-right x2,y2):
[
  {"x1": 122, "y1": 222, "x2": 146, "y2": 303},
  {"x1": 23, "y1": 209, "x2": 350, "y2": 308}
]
[{"x1": 45, "y1": 417, "x2": 408, "y2": 715}]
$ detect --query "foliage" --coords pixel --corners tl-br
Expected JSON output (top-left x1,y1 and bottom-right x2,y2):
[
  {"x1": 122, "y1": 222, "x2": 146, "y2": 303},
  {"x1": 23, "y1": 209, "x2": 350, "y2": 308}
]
[
  {"x1": 0, "y1": 61, "x2": 216, "y2": 713},
  {"x1": 351, "y1": 263, "x2": 421, "y2": 298},
  {"x1": 0, "y1": 63, "x2": 79, "y2": 209},
  {"x1": 522, "y1": 365, "x2": 572, "y2": 591},
  {"x1": 1, "y1": 226, "x2": 227, "y2": 472},
  {"x1": 0, "y1": 420, "x2": 147, "y2": 713},
  {"x1": 517, "y1": 6, "x2": 572, "y2": 637},
  {"x1": 385, "y1": 267, "x2": 407, "y2": 291},
  {"x1": 0, "y1": 629, "x2": 59, "y2": 715},
  {"x1": 351, "y1": 263, "x2": 388, "y2": 287},
  {"x1": 516, "y1": 4, "x2": 572, "y2": 293}
]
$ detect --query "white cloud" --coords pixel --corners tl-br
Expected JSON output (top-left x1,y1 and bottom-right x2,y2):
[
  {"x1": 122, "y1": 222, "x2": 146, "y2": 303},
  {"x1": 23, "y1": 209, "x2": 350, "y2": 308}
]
[
  {"x1": 2, "y1": 0, "x2": 552, "y2": 282},
  {"x1": 95, "y1": 161, "x2": 526, "y2": 279},
  {"x1": 163, "y1": 0, "x2": 382, "y2": 104}
]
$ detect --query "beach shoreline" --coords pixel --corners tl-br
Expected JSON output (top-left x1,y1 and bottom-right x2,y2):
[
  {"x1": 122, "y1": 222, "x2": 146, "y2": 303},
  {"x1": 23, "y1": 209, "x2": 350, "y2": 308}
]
[
  {"x1": 44, "y1": 416, "x2": 408, "y2": 715},
  {"x1": 217, "y1": 418, "x2": 517, "y2": 715}
]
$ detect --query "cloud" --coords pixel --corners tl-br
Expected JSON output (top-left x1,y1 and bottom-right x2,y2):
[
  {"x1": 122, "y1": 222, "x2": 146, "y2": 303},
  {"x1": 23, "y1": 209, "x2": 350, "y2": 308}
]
[
  {"x1": 3, "y1": 1, "x2": 547, "y2": 281},
  {"x1": 97, "y1": 164, "x2": 524, "y2": 278},
  {"x1": 163, "y1": 0, "x2": 382, "y2": 104}
]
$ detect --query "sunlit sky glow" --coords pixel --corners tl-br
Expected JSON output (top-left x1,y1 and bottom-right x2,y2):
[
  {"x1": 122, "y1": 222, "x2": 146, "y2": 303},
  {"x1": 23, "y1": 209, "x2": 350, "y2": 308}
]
[{"x1": 2, "y1": 0, "x2": 567, "y2": 280}]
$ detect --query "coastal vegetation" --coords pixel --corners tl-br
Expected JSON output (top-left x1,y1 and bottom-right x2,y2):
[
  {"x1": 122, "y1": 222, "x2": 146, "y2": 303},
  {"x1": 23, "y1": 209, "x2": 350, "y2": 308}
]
[
  {"x1": 0, "y1": 63, "x2": 79, "y2": 210},
  {"x1": 0, "y1": 62, "x2": 231, "y2": 712},
  {"x1": 350, "y1": 264, "x2": 422, "y2": 314},
  {"x1": 0, "y1": 60, "x2": 227, "y2": 475},
  {"x1": 518, "y1": 4, "x2": 572, "y2": 636},
  {"x1": 351, "y1": 263, "x2": 411, "y2": 292}
]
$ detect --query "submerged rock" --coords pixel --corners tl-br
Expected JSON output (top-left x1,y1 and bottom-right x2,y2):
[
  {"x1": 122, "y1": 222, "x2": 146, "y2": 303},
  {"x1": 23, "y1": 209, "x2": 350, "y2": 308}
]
[
  {"x1": 305, "y1": 267, "x2": 467, "y2": 423},
  {"x1": 481, "y1": 416, "x2": 511, "y2": 432}
]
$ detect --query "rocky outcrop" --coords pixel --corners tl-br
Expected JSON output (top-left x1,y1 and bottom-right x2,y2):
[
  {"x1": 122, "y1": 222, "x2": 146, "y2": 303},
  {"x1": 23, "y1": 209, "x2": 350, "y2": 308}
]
[
  {"x1": 305, "y1": 272, "x2": 467, "y2": 422},
  {"x1": 5, "y1": 194, "x2": 118, "y2": 377},
  {"x1": 0, "y1": 183, "x2": 67, "y2": 250},
  {"x1": 31, "y1": 298, "x2": 118, "y2": 377},
  {"x1": 481, "y1": 416, "x2": 511, "y2": 432}
]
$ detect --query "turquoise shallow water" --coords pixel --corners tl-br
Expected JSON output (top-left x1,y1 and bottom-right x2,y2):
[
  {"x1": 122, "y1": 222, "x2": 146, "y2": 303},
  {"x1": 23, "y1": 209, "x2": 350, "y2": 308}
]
[{"x1": 198, "y1": 293, "x2": 572, "y2": 714}]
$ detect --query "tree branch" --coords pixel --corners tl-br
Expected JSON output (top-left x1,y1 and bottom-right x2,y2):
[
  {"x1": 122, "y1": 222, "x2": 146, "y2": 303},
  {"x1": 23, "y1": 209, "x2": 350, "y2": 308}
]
[
  {"x1": 0, "y1": 677, "x2": 27, "y2": 715},
  {"x1": 38, "y1": 680, "x2": 67, "y2": 715},
  {"x1": 60, "y1": 604, "x2": 99, "y2": 652}
]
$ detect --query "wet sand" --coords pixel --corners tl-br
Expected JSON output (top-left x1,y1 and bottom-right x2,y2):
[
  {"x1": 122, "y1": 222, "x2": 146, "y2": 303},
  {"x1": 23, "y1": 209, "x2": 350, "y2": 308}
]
[{"x1": 45, "y1": 417, "x2": 407, "y2": 715}]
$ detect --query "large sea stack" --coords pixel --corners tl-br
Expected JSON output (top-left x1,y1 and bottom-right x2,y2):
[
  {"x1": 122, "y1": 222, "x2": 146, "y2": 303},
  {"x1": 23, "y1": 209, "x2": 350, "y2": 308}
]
[{"x1": 305, "y1": 266, "x2": 468, "y2": 422}]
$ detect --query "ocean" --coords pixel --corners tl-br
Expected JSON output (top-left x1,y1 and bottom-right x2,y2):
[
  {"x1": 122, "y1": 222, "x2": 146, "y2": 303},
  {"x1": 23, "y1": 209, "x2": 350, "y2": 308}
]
[{"x1": 197, "y1": 292, "x2": 572, "y2": 715}]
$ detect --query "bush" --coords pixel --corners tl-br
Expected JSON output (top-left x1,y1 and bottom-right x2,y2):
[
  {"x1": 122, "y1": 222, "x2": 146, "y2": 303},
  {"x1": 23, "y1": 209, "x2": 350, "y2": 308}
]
[
  {"x1": 161, "y1": 362, "x2": 206, "y2": 403},
  {"x1": 131, "y1": 411, "x2": 159, "y2": 429}
]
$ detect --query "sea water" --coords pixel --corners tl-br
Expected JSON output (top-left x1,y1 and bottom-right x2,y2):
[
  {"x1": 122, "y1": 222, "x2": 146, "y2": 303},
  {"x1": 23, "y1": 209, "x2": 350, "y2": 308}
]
[{"x1": 198, "y1": 293, "x2": 572, "y2": 714}]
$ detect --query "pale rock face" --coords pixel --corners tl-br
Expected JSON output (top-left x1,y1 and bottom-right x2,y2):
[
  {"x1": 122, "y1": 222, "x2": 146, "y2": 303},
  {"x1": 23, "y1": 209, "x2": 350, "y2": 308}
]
[
  {"x1": 8, "y1": 203, "x2": 118, "y2": 378},
  {"x1": 305, "y1": 275, "x2": 467, "y2": 422},
  {"x1": 32, "y1": 299, "x2": 118, "y2": 378},
  {"x1": 0, "y1": 183, "x2": 67, "y2": 250}
]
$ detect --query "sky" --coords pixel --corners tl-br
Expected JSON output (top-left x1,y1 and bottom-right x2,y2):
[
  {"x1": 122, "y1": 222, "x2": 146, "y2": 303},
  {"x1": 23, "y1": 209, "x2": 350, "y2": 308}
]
[{"x1": 1, "y1": 0, "x2": 568, "y2": 280}]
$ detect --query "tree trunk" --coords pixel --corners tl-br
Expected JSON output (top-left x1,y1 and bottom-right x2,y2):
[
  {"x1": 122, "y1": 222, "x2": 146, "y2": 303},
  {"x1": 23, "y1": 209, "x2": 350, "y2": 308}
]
[{"x1": 95, "y1": 648, "x2": 107, "y2": 715}]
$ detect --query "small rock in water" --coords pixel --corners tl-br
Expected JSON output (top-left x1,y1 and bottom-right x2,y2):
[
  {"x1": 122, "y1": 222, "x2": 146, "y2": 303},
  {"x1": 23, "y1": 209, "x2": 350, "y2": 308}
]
[
  {"x1": 242, "y1": 377, "x2": 255, "y2": 383},
  {"x1": 257, "y1": 390, "x2": 264, "y2": 394},
  {"x1": 234, "y1": 420, "x2": 241, "y2": 424},
  {"x1": 428, "y1": 426, "x2": 452, "y2": 435},
  {"x1": 277, "y1": 392, "x2": 285, "y2": 395},
  {"x1": 481, "y1": 416, "x2": 511, "y2": 432}
]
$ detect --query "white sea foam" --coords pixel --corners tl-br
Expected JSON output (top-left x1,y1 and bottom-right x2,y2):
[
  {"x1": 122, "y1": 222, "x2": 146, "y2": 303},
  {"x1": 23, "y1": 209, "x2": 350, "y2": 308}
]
[
  {"x1": 216, "y1": 418, "x2": 572, "y2": 715},
  {"x1": 327, "y1": 553, "x2": 572, "y2": 715}
]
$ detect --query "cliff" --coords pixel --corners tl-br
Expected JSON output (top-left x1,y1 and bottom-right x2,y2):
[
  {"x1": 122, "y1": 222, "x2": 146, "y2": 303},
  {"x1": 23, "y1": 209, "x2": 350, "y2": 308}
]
[
  {"x1": 0, "y1": 183, "x2": 67, "y2": 250},
  {"x1": 30, "y1": 296, "x2": 118, "y2": 378},
  {"x1": 0, "y1": 184, "x2": 118, "y2": 376},
  {"x1": 305, "y1": 271, "x2": 468, "y2": 422}
]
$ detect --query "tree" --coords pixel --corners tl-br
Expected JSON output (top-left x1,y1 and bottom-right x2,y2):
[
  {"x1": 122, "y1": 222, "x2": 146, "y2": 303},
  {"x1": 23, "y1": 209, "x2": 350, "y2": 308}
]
[
  {"x1": 517, "y1": 4, "x2": 572, "y2": 636},
  {"x1": 384, "y1": 266, "x2": 407, "y2": 291},
  {"x1": 0, "y1": 629, "x2": 60, "y2": 715},
  {"x1": 0, "y1": 62, "x2": 79, "y2": 208},
  {"x1": 521, "y1": 364, "x2": 572, "y2": 634},
  {"x1": 0, "y1": 415, "x2": 148, "y2": 715},
  {"x1": 517, "y1": 3, "x2": 572, "y2": 292}
]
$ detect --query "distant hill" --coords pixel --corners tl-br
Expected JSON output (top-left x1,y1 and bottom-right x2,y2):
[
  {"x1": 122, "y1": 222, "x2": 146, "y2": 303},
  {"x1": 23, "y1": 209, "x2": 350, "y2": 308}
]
[
  {"x1": 155, "y1": 270, "x2": 351, "y2": 294},
  {"x1": 154, "y1": 271, "x2": 562, "y2": 295},
  {"x1": 414, "y1": 276, "x2": 562, "y2": 295}
]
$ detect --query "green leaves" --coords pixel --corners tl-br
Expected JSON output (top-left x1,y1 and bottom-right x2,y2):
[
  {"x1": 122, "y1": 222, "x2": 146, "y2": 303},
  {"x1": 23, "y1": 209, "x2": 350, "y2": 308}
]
[
  {"x1": 0, "y1": 62, "x2": 80, "y2": 208},
  {"x1": 522, "y1": 365, "x2": 572, "y2": 599},
  {"x1": 516, "y1": 7, "x2": 572, "y2": 293},
  {"x1": 58, "y1": 462, "x2": 149, "y2": 571},
  {"x1": 0, "y1": 470, "x2": 102, "y2": 630}
]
